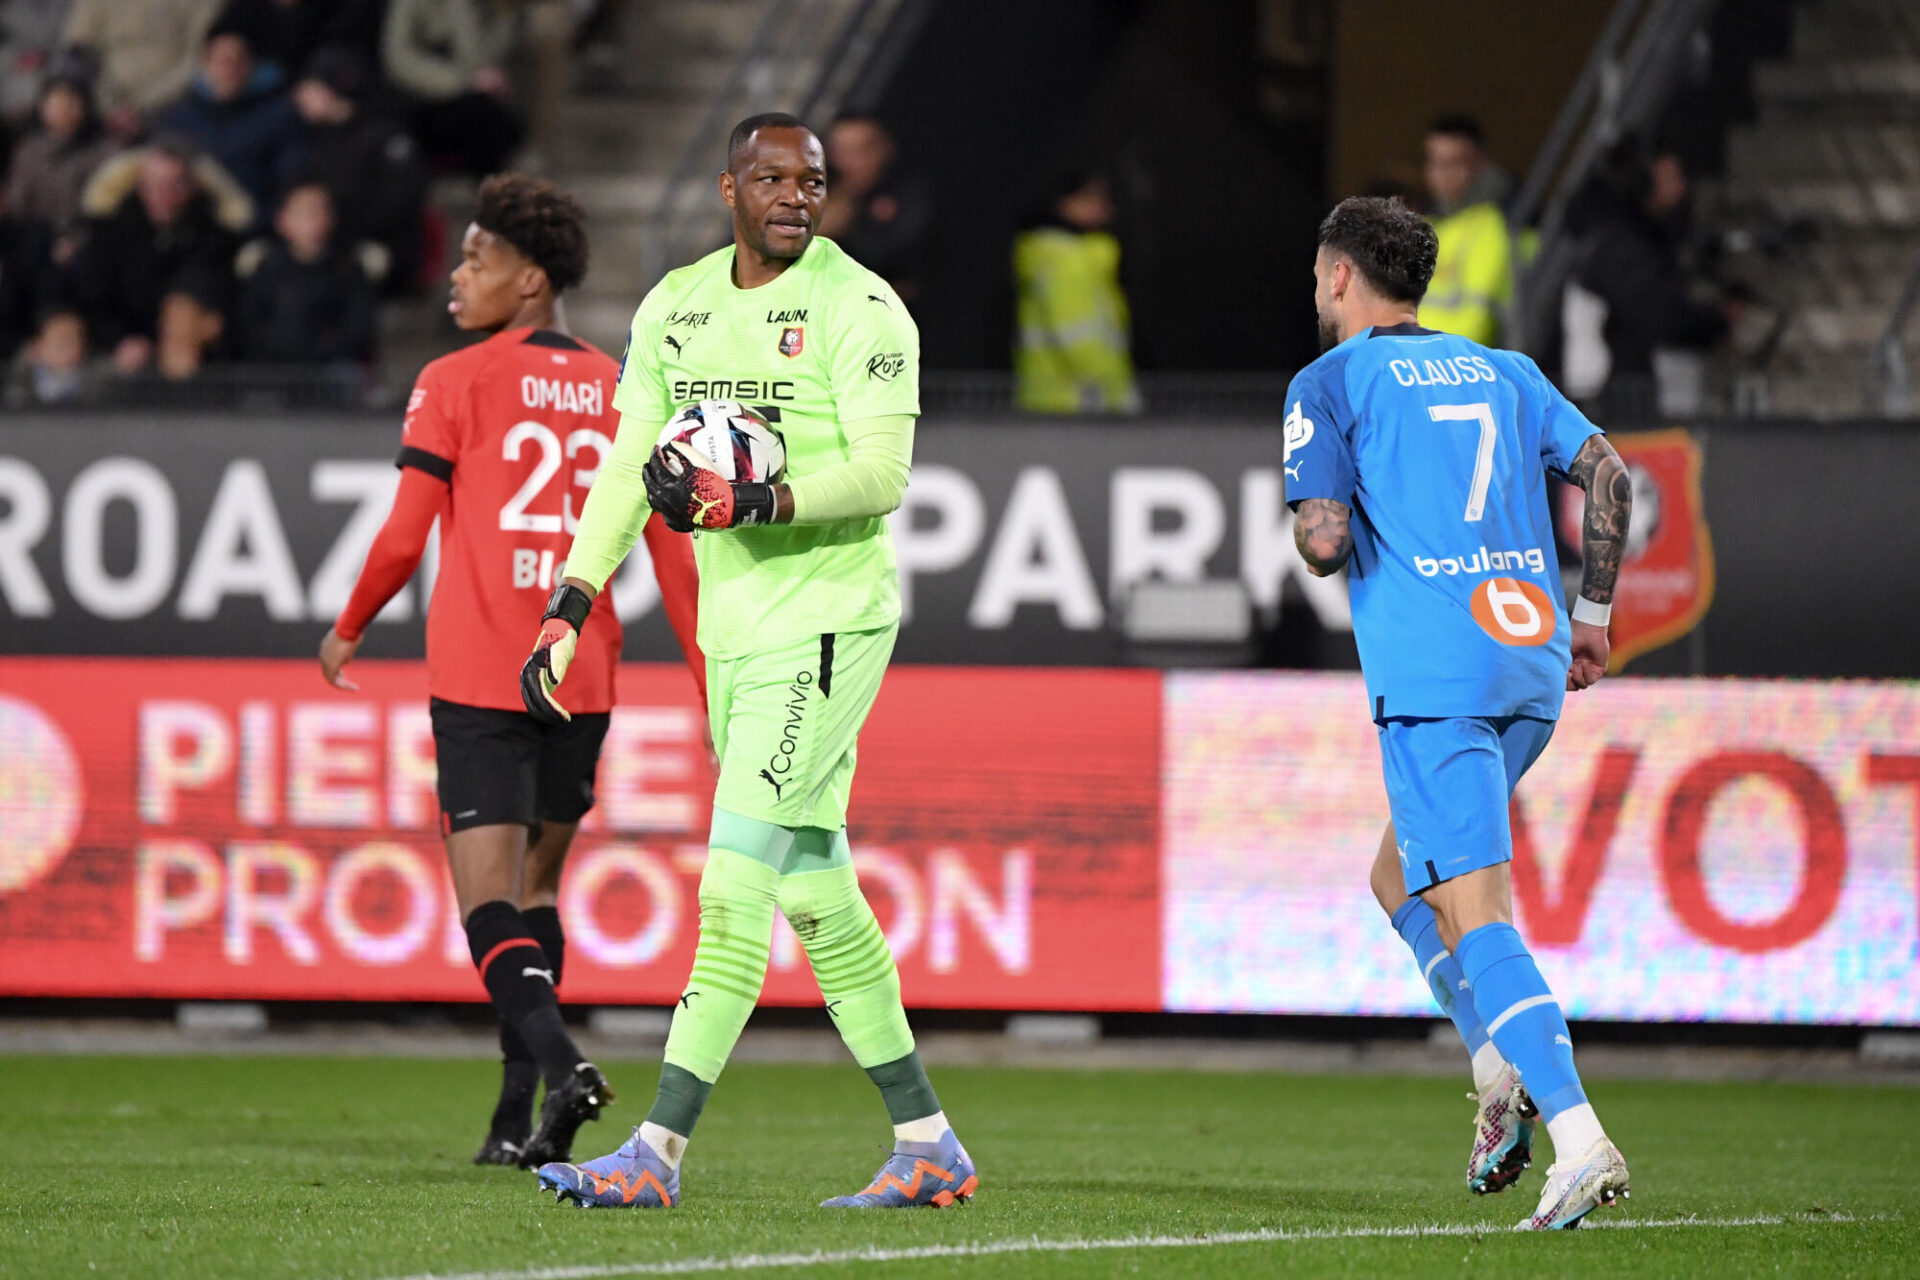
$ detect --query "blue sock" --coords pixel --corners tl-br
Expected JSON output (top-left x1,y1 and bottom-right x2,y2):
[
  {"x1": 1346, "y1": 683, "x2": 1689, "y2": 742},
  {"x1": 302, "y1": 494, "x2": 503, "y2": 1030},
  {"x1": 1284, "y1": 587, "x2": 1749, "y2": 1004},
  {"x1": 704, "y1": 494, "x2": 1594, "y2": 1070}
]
[
  {"x1": 1389, "y1": 898, "x2": 1489, "y2": 1058},
  {"x1": 1455, "y1": 922, "x2": 1587, "y2": 1120}
]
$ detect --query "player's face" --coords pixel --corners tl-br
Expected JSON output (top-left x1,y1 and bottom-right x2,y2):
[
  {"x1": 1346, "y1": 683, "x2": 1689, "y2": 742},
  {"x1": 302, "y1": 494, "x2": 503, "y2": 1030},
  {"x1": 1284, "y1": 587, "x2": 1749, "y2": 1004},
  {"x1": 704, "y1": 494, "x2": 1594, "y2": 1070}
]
[
  {"x1": 449, "y1": 224, "x2": 536, "y2": 332},
  {"x1": 723, "y1": 127, "x2": 827, "y2": 261},
  {"x1": 1313, "y1": 248, "x2": 1344, "y2": 352}
]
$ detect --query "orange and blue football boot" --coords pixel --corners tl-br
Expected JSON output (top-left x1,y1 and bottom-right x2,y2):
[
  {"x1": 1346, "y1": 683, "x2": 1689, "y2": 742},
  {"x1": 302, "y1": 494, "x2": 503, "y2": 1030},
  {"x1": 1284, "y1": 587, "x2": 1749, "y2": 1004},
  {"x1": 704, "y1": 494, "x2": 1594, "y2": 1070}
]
[
  {"x1": 536, "y1": 1127, "x2": 676, "y2": 1208},
  {"x1": 821, "y1": 1130, "x2": 979, "y2": 1208}
]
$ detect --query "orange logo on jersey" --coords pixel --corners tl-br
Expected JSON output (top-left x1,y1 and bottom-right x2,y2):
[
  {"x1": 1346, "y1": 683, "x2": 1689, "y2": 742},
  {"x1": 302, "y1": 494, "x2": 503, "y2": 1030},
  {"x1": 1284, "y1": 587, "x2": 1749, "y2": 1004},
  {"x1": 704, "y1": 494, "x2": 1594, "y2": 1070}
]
[
  {"x1": 1470, "y1": 577, "x2": 1559, "y2": 647},
  {"x1": 778, "y1": 326, "x2": 805, "y2": 358}
]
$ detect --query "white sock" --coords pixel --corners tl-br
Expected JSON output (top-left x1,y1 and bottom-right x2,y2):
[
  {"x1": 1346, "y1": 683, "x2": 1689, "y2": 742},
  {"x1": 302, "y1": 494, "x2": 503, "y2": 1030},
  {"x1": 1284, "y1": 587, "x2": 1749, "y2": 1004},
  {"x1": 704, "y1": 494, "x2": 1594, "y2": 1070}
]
[
  {"x1": 1543, "y1": 1102, "x2": 1606, "y2": 1157},
  {"x1": 1471, "y1": 1041, "x2": 1510, "y2": 1097},
  {"x1": 893, "y1": 1110, "x2": 949, "y2": 1145},
  {"x1": 638, "y1": 1120, "x2": 688, "y2": 1170}
]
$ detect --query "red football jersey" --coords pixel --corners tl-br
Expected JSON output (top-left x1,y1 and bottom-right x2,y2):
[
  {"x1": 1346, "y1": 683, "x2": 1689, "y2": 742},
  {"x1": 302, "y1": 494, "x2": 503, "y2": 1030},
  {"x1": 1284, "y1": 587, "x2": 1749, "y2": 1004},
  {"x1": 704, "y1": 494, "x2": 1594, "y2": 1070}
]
[{"x1": 400, "y1": 327, "x2": 626, "y2": 712}]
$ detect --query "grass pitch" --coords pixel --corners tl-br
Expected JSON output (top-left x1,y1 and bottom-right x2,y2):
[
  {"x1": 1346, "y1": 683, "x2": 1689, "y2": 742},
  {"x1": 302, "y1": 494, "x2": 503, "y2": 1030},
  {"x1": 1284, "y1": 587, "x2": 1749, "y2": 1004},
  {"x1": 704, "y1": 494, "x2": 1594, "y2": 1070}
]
[{"x1": 1, "y1": 1053, "x2": 1912, "y2": 1278}]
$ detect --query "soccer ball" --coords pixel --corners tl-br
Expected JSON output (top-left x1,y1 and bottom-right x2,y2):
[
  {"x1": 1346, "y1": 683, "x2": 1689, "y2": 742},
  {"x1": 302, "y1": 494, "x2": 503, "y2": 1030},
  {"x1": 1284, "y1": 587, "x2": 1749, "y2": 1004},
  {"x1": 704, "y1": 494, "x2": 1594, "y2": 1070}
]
[{"x1": 655, "y1": 400, "x2": 786, "y2": 483}]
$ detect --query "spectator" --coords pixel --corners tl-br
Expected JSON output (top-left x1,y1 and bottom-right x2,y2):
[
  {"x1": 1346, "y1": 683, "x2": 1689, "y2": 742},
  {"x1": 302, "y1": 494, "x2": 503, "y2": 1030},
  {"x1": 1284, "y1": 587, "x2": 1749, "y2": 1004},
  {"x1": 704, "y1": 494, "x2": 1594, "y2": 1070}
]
[
  {"x1": 1, "y1": 0, "x2": 71, "y2": 121},
  {"x1": 0, "y1": 180, "x2": 57, "y2": 366},
  {"x1": 293, "y1": 44, "x2": 429, "y2": 294},
  {"x1": 1568, "y1": 142, "x2": 1731, "y2": 419},
  {"x1": 1420, "y1": 114, "x2": 1515, "y2": 347},
  {"x1": 155, "y1": 26, "x2": 306, "y2": 230},
  {"x1": 1013, "y1": 171, "x2": 1141, "y2": 415},
  {"x1": 212, "y1": 0, "x2": 386, "y2": 83},
  {"x1": 236, "y1": 180, "x2": 376, "y2": 373},
  {"x1": 382, "y1": 0, "x2": 523, "y2": 178},
  {"x1": 64, "y1": 139, "x2": 247, "y2": 380},
  {"x1": 7, "y1": 69, "x2": 120, "y2": 251},
  {"x1": 60, "y1": 0, "x2": 224, "y2": 137},
  {"x1": 818, "y1": 114, "x2": 932, "y2": 300}
]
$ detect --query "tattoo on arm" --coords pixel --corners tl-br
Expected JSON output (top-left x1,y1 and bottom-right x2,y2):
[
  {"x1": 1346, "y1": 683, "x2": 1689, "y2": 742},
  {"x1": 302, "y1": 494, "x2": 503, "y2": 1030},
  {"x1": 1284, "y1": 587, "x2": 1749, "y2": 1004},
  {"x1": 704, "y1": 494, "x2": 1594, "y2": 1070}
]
[
  {"x1": 1566, "y1": 436, "x2": 1632, "y2": 605},
  {"x1": 1293, "y1": 498, "x2": 1354, "y2": 577}
]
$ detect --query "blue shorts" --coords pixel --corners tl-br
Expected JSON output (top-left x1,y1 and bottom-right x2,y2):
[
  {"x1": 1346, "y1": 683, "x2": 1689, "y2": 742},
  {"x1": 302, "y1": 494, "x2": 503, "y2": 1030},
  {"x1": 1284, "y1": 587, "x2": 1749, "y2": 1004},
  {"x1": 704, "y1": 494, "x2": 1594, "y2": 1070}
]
[{"x1": 1378, "y1": 715, "x2": 1556, "y2": 895}]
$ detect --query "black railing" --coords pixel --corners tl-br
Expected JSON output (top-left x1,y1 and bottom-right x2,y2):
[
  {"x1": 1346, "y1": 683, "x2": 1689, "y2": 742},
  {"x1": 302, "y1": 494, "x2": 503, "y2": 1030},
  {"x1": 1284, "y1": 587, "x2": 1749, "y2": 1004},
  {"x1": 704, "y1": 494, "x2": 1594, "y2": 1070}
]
[
  {"x1": 1512, "y1": 0, "x2": 1725, "y2": 355},
  {"x1": 1868, "y1": 246, "x2": 1920, "y2": 415}
]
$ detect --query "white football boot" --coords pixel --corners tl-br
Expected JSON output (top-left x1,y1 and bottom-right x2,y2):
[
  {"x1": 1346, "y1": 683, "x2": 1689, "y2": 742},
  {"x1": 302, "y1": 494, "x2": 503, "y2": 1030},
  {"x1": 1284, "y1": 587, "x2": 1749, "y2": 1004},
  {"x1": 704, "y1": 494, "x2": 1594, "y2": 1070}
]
[
  {"x1": 1515, "y1": 1137, "x2": 1630, "y2": 1230},
  {"x1": 1467, "y1": 1062, "x2": 1537, "y2": 1194}
]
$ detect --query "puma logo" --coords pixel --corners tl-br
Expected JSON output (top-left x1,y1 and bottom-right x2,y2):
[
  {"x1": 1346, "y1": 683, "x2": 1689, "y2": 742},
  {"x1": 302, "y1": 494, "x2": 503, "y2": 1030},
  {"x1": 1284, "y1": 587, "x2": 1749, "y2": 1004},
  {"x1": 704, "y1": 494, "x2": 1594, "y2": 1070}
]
[
  {"x1": 759, "y1": 768, "x2": 786, "y2": 801},
  {"x1": 664, "y1": 333, "x2": 687, "y2": 354},
  {"x1": 678, "y1": 991, "x2": 699, "y2": 1008},
  {"x1": 524, "y1": 967, "x2": 554, "y2": 984},
  {"x1": 825, "y1": 1000, "x2": 844, "y2": 1018}
]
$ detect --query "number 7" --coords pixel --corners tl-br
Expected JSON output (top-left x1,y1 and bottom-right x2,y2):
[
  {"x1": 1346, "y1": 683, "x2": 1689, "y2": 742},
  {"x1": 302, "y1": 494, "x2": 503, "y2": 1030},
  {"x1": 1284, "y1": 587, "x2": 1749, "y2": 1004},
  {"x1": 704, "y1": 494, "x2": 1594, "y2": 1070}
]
[{"x1": 1428, "y1": 402, "x2": 1497, "y2": 522}]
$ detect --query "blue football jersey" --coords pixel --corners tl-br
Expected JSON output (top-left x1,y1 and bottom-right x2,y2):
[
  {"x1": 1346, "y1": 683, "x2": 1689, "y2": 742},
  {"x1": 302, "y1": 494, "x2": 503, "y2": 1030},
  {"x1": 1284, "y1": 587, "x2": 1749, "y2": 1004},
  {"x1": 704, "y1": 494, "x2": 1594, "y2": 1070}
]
[{"x1": 1283, "y1": 323, "x2": 1601, "y2": 722}]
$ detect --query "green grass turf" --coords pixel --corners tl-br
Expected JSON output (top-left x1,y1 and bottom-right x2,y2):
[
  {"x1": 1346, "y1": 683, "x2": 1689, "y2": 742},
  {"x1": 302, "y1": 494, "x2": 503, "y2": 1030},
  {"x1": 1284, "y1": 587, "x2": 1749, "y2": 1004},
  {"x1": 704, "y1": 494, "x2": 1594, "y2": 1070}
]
[{"x1": 0, "y1": 1055, "x2": 1912, "y2": 1278}]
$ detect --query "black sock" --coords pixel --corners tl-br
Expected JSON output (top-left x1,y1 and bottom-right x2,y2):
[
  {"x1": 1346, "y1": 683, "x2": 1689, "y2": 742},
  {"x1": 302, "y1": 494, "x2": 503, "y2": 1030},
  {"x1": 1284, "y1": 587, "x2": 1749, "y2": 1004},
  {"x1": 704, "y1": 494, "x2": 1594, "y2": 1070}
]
[
  {"x1": 492, "y1": 903, "x2": 568, "y2": 1130},
  {"x1": 466, "y1": 899, "x2": 584, "y2": 1090},
  {"x1": 489, "y1": 1053, "x2": 540, "y2": 1139},
  {"x1": 522, "y1": 905, "x2": 566, "y2": 985}
]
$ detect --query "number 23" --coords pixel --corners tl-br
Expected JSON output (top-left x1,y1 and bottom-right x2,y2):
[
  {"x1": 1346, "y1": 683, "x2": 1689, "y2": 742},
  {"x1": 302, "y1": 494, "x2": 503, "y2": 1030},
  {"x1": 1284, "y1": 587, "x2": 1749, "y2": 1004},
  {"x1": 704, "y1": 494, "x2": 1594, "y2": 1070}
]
[{"x1": 498, "y1": 421, "x2": 613, "y2": 534}]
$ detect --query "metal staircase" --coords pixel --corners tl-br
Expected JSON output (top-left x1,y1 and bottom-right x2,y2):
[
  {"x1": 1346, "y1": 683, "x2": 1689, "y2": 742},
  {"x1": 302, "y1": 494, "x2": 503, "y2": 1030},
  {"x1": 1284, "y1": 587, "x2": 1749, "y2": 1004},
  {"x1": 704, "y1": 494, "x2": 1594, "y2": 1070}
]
[{"x1": 1721, "y1": 0, "x2": 1920, "y2": 415}]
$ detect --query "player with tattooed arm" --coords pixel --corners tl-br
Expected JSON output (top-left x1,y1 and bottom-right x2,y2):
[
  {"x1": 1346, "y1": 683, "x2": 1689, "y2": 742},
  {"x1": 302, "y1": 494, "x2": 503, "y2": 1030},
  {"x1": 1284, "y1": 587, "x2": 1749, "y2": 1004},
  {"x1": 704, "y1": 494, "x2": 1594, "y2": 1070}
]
[{"x1": 1284, "y1": 196, "x2": 1634, "y2": 1229}]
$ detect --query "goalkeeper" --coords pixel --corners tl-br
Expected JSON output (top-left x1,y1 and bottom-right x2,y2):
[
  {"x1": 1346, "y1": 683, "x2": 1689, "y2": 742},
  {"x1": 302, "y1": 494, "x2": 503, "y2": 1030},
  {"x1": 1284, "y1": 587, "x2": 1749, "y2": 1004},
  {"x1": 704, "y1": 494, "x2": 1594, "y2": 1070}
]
[{"x1": 521, "y1": 113, "x2": 977, "y2": 1211}]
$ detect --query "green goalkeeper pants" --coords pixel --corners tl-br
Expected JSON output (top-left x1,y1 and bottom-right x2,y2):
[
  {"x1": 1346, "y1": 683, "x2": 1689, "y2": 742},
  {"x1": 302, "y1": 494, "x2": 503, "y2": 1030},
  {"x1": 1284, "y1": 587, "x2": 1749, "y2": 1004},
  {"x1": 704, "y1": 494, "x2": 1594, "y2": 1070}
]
[{"x1": 707, "y1": 625, "x2": 896, "y2": 831}]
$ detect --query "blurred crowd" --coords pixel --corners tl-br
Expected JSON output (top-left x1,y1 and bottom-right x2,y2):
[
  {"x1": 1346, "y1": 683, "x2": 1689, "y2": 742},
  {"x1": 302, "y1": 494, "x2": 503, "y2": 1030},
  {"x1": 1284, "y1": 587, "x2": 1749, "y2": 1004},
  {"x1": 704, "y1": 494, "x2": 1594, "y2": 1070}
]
[
  {"x1": 0, "y1": 1, "x2": 1751, "y2": 419},
  {"x1": 0, "y1": 0, "x2": 598, "y2": 405},
  {"x1": 1377, "y1": 113, "x2": 1748, "y2": 419}
]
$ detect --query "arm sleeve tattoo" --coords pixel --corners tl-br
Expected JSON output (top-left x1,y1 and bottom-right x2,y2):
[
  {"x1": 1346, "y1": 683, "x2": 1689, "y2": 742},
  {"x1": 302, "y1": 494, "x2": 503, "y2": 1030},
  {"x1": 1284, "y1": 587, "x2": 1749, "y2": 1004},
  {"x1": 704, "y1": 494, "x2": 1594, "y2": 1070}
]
[
  {"x1": 1565, "y1": 435, "x2": 1633, "y2": 606},
  {"x1": 1292, "y1": 497, "x2": 1353, "y2": 576}
]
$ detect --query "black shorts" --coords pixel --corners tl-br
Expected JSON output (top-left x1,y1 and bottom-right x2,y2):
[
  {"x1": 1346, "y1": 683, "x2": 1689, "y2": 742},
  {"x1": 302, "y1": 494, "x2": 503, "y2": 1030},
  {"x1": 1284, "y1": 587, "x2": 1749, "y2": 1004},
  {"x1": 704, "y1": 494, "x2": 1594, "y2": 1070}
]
[{"x1": 429, "y1": 698, "x2": 612, "y2": 835}]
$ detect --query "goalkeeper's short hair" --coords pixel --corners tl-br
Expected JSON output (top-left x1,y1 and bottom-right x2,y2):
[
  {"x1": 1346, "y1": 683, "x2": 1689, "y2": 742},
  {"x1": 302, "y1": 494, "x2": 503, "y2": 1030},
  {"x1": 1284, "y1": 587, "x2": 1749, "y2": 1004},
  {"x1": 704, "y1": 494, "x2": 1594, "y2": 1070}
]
[
  {"x1": 474, "y1": 173, "x2": 590, "y2": 295},
  {"x1": 727, "y1": 111, "x2": 814, "y2": 170}
]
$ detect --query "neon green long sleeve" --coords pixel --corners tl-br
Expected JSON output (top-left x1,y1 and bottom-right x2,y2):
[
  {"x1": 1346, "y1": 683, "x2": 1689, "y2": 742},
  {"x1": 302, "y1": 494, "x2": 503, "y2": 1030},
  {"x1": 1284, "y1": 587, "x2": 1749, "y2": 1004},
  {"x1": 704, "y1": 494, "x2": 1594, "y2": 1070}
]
[
  {"x1": 564, "y1": 429, "x2": 652, "y2": 592},
  {"x1": 786, "y1": 414, "x2": 916, "y2": 525},
  {"x1": 565, "y1": 412, "x2": 917, "y2": 590}
]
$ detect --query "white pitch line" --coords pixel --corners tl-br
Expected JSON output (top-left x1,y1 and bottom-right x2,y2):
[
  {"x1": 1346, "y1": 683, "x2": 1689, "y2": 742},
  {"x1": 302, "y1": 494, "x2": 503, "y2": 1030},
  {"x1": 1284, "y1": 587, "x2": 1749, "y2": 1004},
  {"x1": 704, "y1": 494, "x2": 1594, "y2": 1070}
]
[{"x1": 369, "y1": 1212, "x2": 1860, "y2": 1280}]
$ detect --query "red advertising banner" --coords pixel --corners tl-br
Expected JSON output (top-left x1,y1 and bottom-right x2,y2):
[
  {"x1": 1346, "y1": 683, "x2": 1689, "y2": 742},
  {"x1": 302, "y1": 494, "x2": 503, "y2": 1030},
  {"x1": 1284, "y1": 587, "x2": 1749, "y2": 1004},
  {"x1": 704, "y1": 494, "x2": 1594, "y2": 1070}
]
[{"x1": 0, "y1": 660, "x2": 1161, "y2": 1011}]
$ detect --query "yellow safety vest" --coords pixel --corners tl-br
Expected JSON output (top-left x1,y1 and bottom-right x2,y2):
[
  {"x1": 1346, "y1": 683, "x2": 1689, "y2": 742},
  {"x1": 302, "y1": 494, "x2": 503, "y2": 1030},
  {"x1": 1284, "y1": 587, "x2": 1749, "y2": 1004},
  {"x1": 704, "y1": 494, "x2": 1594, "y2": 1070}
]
[
  {"x1": 1421, "y1": 202, "x2": 1513, "y2": 348},
  {"x1": 1014, "y1": 227, "x2": 1139, "y2": 414}
]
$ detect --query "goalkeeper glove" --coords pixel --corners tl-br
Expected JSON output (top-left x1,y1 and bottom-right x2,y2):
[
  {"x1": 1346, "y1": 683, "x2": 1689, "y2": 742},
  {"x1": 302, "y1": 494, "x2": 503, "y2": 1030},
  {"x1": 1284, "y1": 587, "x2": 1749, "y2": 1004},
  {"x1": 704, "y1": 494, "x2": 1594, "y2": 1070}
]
[
  {"x1": 520, "y1": 582, "x2": 594, "y2": 725},
  {"x1": 643, "y1": 444, "x2": 776, "y2": 533}
]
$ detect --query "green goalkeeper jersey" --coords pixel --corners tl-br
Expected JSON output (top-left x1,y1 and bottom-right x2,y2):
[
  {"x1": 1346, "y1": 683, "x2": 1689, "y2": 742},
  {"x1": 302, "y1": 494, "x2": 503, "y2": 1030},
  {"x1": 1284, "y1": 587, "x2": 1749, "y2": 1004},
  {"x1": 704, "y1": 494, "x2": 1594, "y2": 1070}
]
[{"x1": 572, "y1": 237, "x2": 920, "y2": 660}]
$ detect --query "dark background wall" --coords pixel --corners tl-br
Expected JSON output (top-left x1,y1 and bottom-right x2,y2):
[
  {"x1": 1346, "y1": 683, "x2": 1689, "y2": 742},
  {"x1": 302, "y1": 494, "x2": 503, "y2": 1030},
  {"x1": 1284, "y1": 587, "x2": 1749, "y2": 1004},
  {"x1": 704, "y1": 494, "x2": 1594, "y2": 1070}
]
[
  {"x1": 862, "y1": 0, "x2": 1329, "y2": 372},
  {"x1": 1327, "y1": 0, "x2": 1616, "y2": 201}
]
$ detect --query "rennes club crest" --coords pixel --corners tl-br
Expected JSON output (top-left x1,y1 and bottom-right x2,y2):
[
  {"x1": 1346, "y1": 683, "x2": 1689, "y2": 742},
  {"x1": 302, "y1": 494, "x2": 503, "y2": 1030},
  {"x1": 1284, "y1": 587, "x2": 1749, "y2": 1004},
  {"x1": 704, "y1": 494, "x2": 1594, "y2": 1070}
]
[
  {"x1": 778, "y1": 326, "x2": 805, "y2": 358},
  {"x1": 1555, "y1": 427, "x2": 1715, "y2": 669}
]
